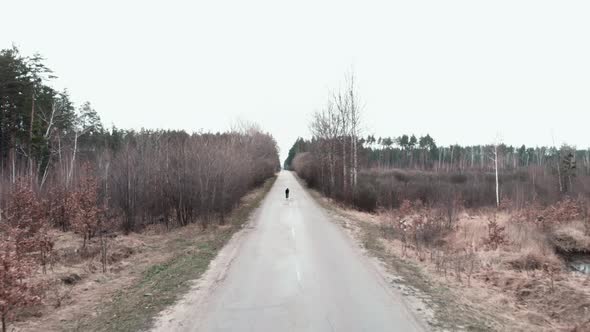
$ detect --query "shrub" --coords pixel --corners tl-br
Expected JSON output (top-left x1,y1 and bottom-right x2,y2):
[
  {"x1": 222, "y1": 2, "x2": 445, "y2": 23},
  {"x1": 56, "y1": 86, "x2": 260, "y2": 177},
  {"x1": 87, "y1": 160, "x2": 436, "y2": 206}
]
[
  {"x1": 72, "y1": 171, "x2": 103, "y2": 248},
  {"x1": 449, "y1": 173, "x2": 468, "y2": 185},
  {"x1": 507, "y1": 249, "x2": 560, "y2": 271},
  {"x1": 0, "y1": 180, "x2": 47, "y2": 332},
  {"x1": 1, "y1": 180, "x2": 54, "y2": 271},
  {"x1": 0, "y1": 235, "x2": 42, "y2": 332},
  {"x1": 47, "y1": 186, "x2": 78, "y2": 232},
  {"x1": 549, "y1": 222, "x2": 590, "y2": 255},
  {"x1": 485, "y1": 214, "x2": 506, "y2": 250},
  {"x1": 354, "y1": 179, "x2": 378, "y2": 212}
]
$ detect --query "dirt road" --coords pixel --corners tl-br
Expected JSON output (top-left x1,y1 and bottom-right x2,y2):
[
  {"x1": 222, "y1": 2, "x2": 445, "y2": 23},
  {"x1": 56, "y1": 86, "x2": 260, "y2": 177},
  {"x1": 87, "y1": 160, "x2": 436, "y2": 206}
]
[{"x1": 153, "y1": 171, "x2": 425, "y2": 331}]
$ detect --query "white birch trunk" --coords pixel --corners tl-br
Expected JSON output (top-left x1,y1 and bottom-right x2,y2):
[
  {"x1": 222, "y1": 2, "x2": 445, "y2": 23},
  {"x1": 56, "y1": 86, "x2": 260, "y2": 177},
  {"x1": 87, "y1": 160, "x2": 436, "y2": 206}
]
[
  {"x1": 67, "y1": 131, "x2": 79, "y2": 187},
  {"x1": 495, "y1": 144, "x2": 500, "y2": 207}
]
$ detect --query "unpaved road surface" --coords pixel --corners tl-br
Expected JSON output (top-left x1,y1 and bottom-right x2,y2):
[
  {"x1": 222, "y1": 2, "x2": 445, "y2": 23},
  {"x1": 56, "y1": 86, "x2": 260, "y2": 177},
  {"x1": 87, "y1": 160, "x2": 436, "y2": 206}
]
[{"x1": 153, "y1": 171, "x2": 425, "y2": 332}]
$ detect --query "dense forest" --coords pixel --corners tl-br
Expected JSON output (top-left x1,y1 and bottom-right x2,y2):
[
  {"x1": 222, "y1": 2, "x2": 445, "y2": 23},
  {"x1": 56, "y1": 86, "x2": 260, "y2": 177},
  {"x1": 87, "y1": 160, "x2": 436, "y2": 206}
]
[{"x1": 0, "y1": 47, "x2": 279, "y2": 330}]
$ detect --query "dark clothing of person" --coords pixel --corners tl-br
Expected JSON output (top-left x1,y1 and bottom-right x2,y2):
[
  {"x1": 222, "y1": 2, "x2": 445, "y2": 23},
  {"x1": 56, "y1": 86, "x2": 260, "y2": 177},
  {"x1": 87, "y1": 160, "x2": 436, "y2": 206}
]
[{"x1": 285, "y1": 188, "x2": 290, "y2": 199}]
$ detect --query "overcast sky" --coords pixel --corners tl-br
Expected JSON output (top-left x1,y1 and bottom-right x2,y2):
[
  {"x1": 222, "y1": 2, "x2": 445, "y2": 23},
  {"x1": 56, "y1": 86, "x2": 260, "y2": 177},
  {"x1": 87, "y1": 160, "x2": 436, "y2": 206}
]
[{"x1": 2, "y1": 0, "x2": 589, "y2": 162}]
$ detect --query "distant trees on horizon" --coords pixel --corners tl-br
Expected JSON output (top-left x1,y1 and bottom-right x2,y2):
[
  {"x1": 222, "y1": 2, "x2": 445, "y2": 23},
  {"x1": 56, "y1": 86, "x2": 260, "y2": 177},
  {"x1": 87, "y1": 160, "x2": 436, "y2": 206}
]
[{"x1": 288, "y1": 133, "x2": 589, "y2": 175}]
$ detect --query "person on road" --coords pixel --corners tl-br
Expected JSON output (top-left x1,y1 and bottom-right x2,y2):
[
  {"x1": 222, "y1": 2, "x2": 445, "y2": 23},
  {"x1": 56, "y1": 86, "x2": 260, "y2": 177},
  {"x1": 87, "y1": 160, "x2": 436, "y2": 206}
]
[{"x1": 285, "y1": 188, "x2": 290, "y2": 199}]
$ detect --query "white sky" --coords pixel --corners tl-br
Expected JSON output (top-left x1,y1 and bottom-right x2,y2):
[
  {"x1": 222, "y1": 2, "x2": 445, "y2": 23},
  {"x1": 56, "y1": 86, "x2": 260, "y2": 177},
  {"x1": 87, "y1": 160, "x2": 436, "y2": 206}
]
[{"x1": 2, "y1": 0, "x2": 589, "y2": 162}]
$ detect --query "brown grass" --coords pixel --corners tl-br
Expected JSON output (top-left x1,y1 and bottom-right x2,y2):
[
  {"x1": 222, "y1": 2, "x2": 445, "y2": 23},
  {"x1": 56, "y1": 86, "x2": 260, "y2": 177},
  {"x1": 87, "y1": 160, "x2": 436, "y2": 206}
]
[
  {"x1": 332, "y1": 204, "x2": 590, "y2": 331},
  {"x1": 550, "y1": 221, "x2": 590, "y2": 255}
]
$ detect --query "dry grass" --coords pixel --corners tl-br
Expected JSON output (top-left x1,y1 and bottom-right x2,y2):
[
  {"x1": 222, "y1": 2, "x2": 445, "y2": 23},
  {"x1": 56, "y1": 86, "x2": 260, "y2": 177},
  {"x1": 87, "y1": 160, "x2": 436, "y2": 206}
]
[
  {"x1": 550, "y1": 221, "x2": 590, "y2": 255},
  {"x1": 11, "y1": 229, "x2": 172, "y2": 331},
  {"x1": 394, "y1": 210, "x2": 590, "y2": 331},
  {"x1": 331, "y1": 203, "x2": 590, "y2": 331}
]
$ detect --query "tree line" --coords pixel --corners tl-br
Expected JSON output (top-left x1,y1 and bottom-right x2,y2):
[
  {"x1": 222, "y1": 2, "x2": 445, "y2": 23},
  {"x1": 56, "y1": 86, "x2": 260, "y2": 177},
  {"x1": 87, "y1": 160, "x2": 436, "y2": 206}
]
[
  {"x1": 288, "y1": 134, "x2": 588, "y2": 178},
  {"x1": 286, "y1": 76, "x2": 589, "y2": 211},
  {"x1": 1, "y1": 46, "x2": 279, "y2": 228}
]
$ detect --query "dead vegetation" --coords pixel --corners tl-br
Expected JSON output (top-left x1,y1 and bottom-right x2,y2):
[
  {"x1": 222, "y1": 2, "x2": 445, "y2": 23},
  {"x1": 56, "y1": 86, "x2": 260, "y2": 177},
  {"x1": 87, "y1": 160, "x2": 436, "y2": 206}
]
[
  {"x1": 320, "y1": 191, "x2": 590, "y2": 331},
  {"x1": 7, "y1": 176, "x2": 275, "y2": 332},
  {"x1": 0, "y1": 125, "x2": 279, "y2": 332}
]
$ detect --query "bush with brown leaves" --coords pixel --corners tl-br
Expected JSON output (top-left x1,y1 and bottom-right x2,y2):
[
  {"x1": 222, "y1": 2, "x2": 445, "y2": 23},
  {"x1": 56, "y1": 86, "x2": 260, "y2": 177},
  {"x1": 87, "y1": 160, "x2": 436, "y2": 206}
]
[
  {"x1": 485, "y1": 214, "x2": 506, "y2": 250},
  {"x1": 71, "y1": 173, "x2": 104, "y2": 249},
  {"x1": 0, "y1": 180, "x2": 49, "y2": 332},
  {"x1": 1, "y1": 180, "x2": 54, "y2": 271},
  {"x1": 516, "y1": 197, "x2": 584, "y2": 229},
  {"x1": 389, "y1": 200, "x2": 448, "y2": 256},
  {"x1": 46, "y1": 185, "x2": 78, "y2": 232},
  {"x1": 0, "y1": 233, "x2": 42, "y2": 332}
]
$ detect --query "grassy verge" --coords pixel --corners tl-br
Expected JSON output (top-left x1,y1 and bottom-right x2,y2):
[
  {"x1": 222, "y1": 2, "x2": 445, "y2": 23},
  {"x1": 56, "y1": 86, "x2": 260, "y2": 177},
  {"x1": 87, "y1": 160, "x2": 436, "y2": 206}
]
[
  {"x1": 74, "y1": 176, "x2": 276, "y2": 332},
  {"x1": 359, "y1": 222, "x2": 502, "y2": 331},
  {"x1": 299, "y1": 180, "x2": 504, "y2": 331}
]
